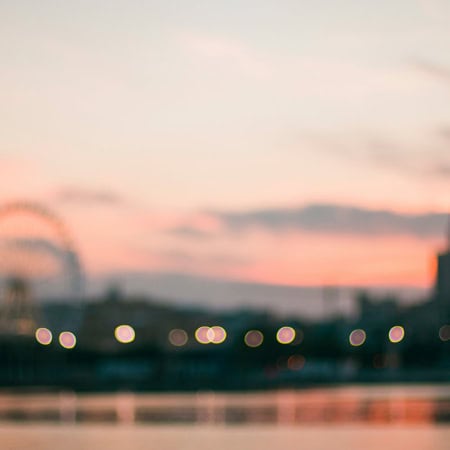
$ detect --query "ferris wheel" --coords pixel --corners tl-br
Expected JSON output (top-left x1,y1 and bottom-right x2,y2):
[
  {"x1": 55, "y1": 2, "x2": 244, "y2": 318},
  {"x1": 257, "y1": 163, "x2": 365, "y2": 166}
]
[{"x1": 0, "y1": 201, "x2": 85, "y2": 335}]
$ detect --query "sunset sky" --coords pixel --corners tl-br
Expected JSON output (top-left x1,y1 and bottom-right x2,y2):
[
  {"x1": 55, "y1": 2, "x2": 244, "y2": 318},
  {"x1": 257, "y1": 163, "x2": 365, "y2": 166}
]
[{"x1": 1, "y1": 1, "x2": 449, "y2": 298}]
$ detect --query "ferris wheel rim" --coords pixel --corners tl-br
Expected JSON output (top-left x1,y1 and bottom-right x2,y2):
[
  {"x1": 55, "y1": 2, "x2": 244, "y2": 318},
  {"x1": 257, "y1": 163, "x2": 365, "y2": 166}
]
[{"x1": 0, "y1": 200, "x2": 86, "y2": 301}]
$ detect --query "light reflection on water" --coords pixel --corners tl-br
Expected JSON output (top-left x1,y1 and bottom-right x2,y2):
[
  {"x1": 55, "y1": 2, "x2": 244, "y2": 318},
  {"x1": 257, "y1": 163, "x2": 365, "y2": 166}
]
[
  {"x1": 1, "y1": 424, "x2": 450, "y2": 450},
  {"x1": 0, "y1": 385, "x2": 449, "y2": 426}
]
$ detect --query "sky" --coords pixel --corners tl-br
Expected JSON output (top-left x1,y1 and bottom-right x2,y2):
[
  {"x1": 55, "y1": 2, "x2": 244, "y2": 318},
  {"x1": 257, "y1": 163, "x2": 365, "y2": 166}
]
[{"x1": 0, "y1": 1, "x2": 450, "y2": 304}]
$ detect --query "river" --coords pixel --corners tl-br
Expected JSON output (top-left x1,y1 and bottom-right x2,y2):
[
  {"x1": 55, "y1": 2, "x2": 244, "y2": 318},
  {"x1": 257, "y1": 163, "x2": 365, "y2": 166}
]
[{"x1": 0, "y1": 385, "x2": 449, "y2": 449}]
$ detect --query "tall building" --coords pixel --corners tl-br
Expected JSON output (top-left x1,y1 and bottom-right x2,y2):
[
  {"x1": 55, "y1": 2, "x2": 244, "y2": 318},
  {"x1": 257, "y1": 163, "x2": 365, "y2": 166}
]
[{"x1": 435, "y1": 216, "x2": 450, "y2": 321}]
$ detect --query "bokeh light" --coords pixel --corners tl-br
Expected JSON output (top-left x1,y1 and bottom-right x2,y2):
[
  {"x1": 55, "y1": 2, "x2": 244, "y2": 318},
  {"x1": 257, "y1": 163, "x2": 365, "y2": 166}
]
[
  {"x1": 195, "y1": 326, "x2": 211, "y2": 344},
  {"x1": 244, "y1": 330, "x2": 264, "y2": 347},
  {"x1": 388, "y1": 325, "x2": 405, "y2": 343},
  {"x1": 35, "y1": 327, "x2": 52, "y2": 345},
  {"x1": 287, "y1": 354, "x2": 305, "y2": 371},
  {"x1": 439, "y1": 325, "x2": 450, "y2": 342},
  {"x1": 210, "y1": 326, "x2": 227, "y2": 344},
  {"x1": 349, "y1": 329, "x2": 366, "y2": 347},
  {"x1": 168, "y1": 328, "x2": 188, "y2": 347},
  {"x1": 276, "y1": 326, "x2": 296, "y2": 344},
  {"x1": 206, "y1": 327, "x2": 216, "y2": 342},
  {"x1": 194, "y1": 326, "x2": 227, "y2": 344},
  {"x1": 114, "y1": 325, "x2": 136, "y2": 344},
  {"x1": 59, "y1": 331, "x2": 76, "y2": 349}
]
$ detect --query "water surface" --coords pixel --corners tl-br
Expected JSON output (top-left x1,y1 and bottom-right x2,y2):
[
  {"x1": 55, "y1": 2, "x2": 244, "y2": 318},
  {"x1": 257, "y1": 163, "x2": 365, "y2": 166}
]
[{"x1": 0, "y1": 385, "x2": 449, "y2": 450}]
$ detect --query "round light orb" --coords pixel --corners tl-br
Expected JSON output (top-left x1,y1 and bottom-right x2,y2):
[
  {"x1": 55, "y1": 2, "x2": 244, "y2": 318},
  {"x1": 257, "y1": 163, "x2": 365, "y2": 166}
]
[
  {"x1": 388, "y1": 325, "x2": 405, "y2": 343},
  {"x1": 349, "y1": 329, "x2": 366, "y2": 347},
  {"x1": 244, "y1": 330, "x2": 264, "y2": 348},
  {"x1": 59, "y1": 331, "x2": 76, "y2": 349},
  {"x1": 168, "y1": 328, "x2": 188, "y2": 347},
  {"x1": 195, "y1": 326, "x2": 211, "y2": 344},
  {"x1": 210, "y1": 326, "x2": 227, "y2": 344},
  {"x1": 114, "y1": 325, "x2": 136, "y2": 344},
  {"x1": 35, "y1": 327, "x2": 52, "y2": 345},
  {"x1": 276, "y1": 326, "x2": 296, "y2": 344},
  {"x1": 288, "y1": 354, "x2": 306, "y2": 371},
  {"x1": 439, "y1": 324, "x2": 450, "y2": 342}
]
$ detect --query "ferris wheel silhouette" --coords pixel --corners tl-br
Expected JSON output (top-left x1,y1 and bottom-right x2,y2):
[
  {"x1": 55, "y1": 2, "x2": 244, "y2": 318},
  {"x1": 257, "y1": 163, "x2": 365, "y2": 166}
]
[{"x1": 0, "y1": 201, "x2": 85, "y2": 336}]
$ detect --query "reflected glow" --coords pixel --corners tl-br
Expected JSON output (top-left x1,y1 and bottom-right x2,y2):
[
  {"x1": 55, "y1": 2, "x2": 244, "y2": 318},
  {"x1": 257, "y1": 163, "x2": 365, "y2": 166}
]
[
  {"x1": 195, "y1": 326, "x2": 211, "y2": 344},
  {"x1": 114, "y1": 325, "x2": 136, "y2": 344},
  {"x1": 276, "y1": 326, "x2": 296, "y2": 344},
  {"x1": 210, "y1": 326, "x2": 227, "y2": 344},
  {"x1": 389, "y1": 325, "x2": 405, "y2": 343},
  {"x1": 439, "y1": 325, "x2": 450, "y2": 342},
  {"x1": 288, "y1": 354, "x2": 305, "y2": 370},
  {"x1": 35, "y1": 327, "x2": 52, "y2": 345},
  {"x1": 349, "y1": 329, "x2": 366, "y2": 347},
  {"x1": 59, "y1": 331, "x2": 76, "y2": 349},
  {"x1": 168, "y1": 328, "x2": 188, "y2": 346},
  {"x1": 244, "y1": 330, "x2": 264, "y2": 347}
]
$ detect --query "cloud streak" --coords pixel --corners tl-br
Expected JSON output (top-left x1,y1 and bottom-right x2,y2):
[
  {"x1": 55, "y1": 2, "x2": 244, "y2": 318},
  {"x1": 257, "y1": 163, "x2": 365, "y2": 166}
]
[
  {"x1": 56, "y1": 188, "x2": 123, "y2": 206},
  {"x1": 210, "y1": 204, "x2": 448, "y2": 238},
  {"x1": 300, "y1": 131, "x2": 450, "y2": 181},
  {"x1": 158, "y1": 249, "x2": 250, "y2": 267},
  {"x1": 167, "y1": 226, "x2": 214, "y2": 240}
]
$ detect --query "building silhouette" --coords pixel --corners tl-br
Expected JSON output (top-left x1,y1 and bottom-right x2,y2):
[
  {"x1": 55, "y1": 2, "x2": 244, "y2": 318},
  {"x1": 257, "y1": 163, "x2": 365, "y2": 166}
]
[{"x1": 435, "y1": 215, "x2": 450, "y2": 322}]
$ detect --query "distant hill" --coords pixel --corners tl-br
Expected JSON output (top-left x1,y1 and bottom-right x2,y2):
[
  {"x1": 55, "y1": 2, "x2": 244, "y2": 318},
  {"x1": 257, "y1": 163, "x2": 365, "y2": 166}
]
[{"x1": 86, "y1": 271, "x2": 429, "y2": 320}]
